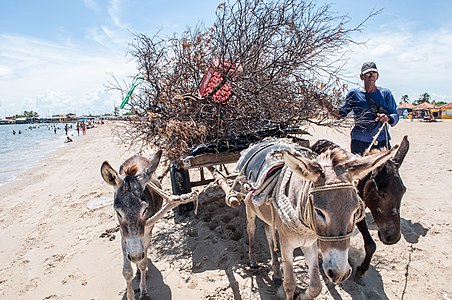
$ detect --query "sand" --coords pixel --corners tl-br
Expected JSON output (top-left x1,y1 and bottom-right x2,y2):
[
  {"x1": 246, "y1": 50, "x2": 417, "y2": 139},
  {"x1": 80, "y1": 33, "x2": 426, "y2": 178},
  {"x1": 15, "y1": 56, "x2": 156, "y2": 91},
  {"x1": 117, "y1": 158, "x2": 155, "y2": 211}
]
[{"x1": 0, "y1": 119, "x2": 451, "y2": 300}]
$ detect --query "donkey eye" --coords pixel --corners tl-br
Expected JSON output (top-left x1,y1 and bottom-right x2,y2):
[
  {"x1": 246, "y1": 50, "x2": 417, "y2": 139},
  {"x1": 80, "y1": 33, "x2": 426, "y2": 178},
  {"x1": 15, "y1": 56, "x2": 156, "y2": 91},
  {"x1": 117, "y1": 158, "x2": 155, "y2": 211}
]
[
  {"x1": 142, "y1": 208, "x2": 148, "y2": 218},
  {"x1": 315, "y1": 209, "x2": 326, "y2": 221}
]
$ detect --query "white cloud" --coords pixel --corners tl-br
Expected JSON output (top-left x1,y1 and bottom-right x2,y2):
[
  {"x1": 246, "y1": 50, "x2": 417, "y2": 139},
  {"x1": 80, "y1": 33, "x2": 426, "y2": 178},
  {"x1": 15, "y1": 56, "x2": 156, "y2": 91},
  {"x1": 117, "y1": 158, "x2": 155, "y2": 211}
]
[
  {"x1": 0, "y1": 64, "x2": 12, "y2": 78},
  {"x1": 108, "y1": 0, "x2": 127, "y2": 29},
  {"x1": 345, "y1": 27, "x2": 452, "y2": 102},
  {"x1": 0, "y1": 32, "x2": 136, "y2": 117}
]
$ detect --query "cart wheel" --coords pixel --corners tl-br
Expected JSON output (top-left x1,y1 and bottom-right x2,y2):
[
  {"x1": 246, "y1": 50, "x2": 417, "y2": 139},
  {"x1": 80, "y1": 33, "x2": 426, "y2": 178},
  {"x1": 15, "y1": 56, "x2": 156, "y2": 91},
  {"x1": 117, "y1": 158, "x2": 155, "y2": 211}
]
[{"x1": 170, "y1": 162, "x2": 194, "y2": 215}]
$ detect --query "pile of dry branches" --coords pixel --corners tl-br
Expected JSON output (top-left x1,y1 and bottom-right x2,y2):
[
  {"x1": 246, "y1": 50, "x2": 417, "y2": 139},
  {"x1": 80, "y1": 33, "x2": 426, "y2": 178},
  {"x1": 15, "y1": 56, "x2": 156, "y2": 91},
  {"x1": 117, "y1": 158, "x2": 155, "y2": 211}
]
[{"x1": 110, "y1": 0, "x2": 371, "y2": 162}]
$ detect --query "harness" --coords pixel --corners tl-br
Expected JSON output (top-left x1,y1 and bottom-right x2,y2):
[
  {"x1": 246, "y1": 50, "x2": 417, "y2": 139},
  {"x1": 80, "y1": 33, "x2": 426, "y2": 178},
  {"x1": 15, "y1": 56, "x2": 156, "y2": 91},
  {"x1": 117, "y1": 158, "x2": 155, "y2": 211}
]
[
  {"x1": 272, "y1": 169, "x2": 365, "y2": 242},
  {"x1": 305, "y1": 182, "x2": 366, "y2": 242},
  {"x1": 232, "y1": 139, "x2": 366, "y2": 244}
]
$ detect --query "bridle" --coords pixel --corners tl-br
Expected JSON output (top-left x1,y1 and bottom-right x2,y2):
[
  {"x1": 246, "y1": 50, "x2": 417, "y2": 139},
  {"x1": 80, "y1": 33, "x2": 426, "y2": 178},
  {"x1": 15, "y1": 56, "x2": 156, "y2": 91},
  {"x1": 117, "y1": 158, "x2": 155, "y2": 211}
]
[{"x1": 301, "y1": 182, "x2": 366, "y2": 242}]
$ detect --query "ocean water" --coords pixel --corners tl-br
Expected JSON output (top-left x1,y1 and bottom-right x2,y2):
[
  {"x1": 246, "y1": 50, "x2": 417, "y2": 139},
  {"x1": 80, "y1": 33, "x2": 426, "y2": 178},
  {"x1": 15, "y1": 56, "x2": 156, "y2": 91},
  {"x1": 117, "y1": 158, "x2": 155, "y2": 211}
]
[{"x1": 0, "y1": 123, "x2": 74, "y2": 186}]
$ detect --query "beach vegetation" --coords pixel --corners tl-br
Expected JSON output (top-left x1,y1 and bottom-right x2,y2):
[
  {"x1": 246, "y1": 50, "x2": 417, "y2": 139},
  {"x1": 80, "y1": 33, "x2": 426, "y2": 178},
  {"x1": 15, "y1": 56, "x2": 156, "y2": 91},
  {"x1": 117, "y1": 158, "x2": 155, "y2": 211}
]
[
  {"x1": 400, "y1": 95, "x2": 410, "y2": 104},
  {"x1": 11, "y1": 110, "x2": 40, "y2": 119}
]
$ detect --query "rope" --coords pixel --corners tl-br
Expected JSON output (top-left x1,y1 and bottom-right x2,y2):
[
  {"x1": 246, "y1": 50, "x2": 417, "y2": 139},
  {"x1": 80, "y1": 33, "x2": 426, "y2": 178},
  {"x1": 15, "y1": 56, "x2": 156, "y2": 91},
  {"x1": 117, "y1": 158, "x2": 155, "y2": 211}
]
[
  {"x1": 226, "y1": 173, "x2": 247, "y2": 204},
  {"x1": 366, "y1": 122, "x2": 388, "y2": 153},
  {"x1": 309, "y1": 182, "x2": 356, "y2": 194},
  {"x1": 295, "y1": 182, "x2": 366, "y2": 242},
  {"x1": 317, "y1": 231, "x2": 355, "y2": 242},
  {"x1": 269, "y1": 202, "x2": 278, "y2": 252},
  {"x1": 146, "y1": 180, "x2": 199, "y2": 210},
  {"x1": 354, "y1": 194, "x2": 367, "y2": 223}
]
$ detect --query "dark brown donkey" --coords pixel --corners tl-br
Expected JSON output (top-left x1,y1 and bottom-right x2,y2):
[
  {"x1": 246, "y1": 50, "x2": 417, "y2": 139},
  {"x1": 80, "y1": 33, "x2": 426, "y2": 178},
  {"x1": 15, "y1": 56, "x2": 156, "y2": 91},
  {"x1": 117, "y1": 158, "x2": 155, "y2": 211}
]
[
  {"x1": 101, "y1": 151, "x2": 164, "y2": 300},
  {"x1": 311, "y1": 136, "x2": 409, "y2": 277}
]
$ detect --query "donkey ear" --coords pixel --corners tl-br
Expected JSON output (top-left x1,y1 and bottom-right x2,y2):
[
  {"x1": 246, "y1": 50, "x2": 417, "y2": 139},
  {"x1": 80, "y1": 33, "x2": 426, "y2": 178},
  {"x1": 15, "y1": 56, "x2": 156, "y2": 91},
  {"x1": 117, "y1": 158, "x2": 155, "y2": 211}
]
[
  {"x1": 281, "y1": 150, "x2": 323, "y2": 182},
  {"x1": 101, "y1": 161, "x2": 123, "y2": 189},
  {"x1": 393, "y1": 135, "x2": 409, "y2": 166},
  {"x1": 140, "y1": 150, "x2": 163, "y2": 184},
  {"x1": 342, "y1": 145, "x2": 399, "y2": 180}
]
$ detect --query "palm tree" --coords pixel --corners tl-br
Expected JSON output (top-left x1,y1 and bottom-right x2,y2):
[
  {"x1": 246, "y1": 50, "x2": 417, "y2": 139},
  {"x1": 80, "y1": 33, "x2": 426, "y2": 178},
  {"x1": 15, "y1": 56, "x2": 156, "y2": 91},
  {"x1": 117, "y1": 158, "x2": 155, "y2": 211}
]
[
  {"x1": 400, "y1": 95, "x2": 410, "y2": 104},
  {"x1": 418, "y1": 93, "x2": 430, "y2": 104},
  {"x1": 23, "y1": 110, "x2": 39, "y2": 118}
]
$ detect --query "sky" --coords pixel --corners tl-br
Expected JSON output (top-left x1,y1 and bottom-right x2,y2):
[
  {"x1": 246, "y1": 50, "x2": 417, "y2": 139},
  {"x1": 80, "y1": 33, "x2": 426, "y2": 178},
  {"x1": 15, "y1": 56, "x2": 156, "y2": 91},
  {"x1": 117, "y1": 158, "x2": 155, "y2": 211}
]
[{"x1": 1, "y1": 0, "x2": 452, "y2": 118}]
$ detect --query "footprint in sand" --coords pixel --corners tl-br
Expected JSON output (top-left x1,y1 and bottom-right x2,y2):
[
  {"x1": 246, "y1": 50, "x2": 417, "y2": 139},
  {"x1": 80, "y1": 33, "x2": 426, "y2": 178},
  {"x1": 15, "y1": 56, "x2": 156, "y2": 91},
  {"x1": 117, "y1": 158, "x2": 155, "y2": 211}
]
[
  {"x1": 44, "y1": 253, "x2": 66, "y2": 274},
  {"x1": 19, "y1": 277, "x2": 39, "y2": 294}
]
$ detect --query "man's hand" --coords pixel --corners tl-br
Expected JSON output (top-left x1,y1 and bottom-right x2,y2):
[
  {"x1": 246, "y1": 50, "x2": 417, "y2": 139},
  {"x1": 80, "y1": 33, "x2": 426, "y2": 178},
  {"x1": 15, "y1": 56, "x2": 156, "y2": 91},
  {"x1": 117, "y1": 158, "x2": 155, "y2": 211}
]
[{"x1": 375, "y1": 113, "x2": 390, "y2": 123}]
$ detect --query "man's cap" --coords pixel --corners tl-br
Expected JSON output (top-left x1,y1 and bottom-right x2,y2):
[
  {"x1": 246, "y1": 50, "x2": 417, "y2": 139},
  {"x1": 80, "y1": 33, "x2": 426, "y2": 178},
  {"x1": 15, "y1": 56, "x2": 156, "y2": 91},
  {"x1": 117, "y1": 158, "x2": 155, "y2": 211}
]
[{"x1": 361, "y1": 62, "x2": 378, "y2": 74}]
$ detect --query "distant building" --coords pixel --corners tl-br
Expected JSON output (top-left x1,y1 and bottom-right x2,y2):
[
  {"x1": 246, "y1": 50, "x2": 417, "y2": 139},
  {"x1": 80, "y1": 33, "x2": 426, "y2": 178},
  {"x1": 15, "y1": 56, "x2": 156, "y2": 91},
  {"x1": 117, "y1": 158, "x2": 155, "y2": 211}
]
[
  {"x1": 439, "y1": 102, "x2": 452, "y2": 119},
  {"x1": 0, "y1": 119, "x2": 14, "y2": 125},
  {"x1": 15, "y1": 117, "x2": 28, "y2": 124},
  {"x1": 397, "y1": 103, "x2": 414, "y2": 116}
]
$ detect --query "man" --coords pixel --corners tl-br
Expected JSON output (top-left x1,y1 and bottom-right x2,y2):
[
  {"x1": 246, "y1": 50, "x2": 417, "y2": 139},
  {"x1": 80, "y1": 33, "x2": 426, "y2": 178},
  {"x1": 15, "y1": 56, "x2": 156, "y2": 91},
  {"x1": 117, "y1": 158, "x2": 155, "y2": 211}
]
[{"x1": 338, "y1": 62, "x2": 399, "y2": 155}]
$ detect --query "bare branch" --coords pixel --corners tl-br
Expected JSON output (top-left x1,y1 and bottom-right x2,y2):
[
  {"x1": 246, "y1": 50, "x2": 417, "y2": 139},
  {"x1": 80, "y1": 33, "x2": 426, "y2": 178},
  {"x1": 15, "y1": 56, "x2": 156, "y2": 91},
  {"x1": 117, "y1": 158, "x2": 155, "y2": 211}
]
[{"x1": 108, "y1": 0, "x2": 374, "y2": 161}]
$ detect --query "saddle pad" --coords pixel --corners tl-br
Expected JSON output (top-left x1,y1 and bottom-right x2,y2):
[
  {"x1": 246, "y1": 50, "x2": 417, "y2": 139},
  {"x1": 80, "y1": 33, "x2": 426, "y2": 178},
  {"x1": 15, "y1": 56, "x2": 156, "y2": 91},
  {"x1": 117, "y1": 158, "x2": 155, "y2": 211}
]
[{"x1": 237, "y1": 138, "x2": 312, "y2": 190}]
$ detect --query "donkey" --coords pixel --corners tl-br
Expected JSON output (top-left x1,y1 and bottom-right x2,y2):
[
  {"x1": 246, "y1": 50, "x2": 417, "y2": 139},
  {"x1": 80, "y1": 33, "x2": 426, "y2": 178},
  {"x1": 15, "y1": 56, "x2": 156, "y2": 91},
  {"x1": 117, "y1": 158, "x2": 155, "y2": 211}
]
[
  {"x1": 101, "y1": 150, "x2": 164, "y2": 300},
  {"x1": 310, "y1": 136, "x2": 409, "y2": 277},
  {"x1": 238, "y1": 139, "x2": 399, "y2": 299}
]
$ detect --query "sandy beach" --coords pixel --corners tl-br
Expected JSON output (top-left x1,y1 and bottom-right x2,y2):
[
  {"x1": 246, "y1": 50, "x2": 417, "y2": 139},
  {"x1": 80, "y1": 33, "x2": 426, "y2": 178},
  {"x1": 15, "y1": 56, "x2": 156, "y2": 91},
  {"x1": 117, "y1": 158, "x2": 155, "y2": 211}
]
[{"x1": 0, "y1": 119, "x2": 451, "y2": 300}]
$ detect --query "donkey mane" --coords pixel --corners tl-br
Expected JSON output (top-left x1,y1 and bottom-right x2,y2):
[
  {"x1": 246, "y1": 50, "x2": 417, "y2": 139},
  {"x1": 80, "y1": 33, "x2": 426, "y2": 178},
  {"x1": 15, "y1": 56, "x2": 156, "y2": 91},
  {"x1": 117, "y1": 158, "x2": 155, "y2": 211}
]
[
  {"x1": 317, "y1": 147, "x2": 349, "y2": 167},
  {"x1": 121, "y1": 164, "x2": 140, "y2": 176},
  {"x1": 366, "y1": 147, "x2": 388, "y2": 156}
]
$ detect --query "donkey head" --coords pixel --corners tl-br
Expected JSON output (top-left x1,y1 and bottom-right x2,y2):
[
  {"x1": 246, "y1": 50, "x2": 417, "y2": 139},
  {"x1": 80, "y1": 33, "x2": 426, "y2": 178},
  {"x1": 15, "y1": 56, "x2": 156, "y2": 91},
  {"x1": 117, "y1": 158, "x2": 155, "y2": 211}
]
[
  {"x1": 361, "y1": 135, "x2": 409, "y2": 245},
  {"x1": 281, "y1": 145, "x2": 399, "y2": 283},
  {"x1": 101, "y1": 150, "x2": 162, "y2": 263}
]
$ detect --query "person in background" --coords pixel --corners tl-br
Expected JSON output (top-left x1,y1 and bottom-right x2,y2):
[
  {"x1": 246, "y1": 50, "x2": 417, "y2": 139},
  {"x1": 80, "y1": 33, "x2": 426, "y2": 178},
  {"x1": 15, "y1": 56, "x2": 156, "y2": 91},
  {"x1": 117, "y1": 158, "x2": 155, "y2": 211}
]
[
  {"x1": 82, "y1": 121, "x2": 87, "y2": 135},
  {"x1": 337, "y1": 62, "x2": 399, "y2": 155}
]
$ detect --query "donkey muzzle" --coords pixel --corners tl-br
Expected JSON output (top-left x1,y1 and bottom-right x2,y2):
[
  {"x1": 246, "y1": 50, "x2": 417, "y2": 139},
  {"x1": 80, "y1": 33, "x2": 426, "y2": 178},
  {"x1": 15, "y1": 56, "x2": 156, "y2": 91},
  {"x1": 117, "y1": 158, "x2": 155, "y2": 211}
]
[
  {"x1": 378, "y1": 228, "x2": 401, "y2": 245},
  {"x1": 125, "y1": 237, "x2": 146, "y2": 262},
  {"x1": 322, "y1": 249, "x2": 352, "y2": 283}
]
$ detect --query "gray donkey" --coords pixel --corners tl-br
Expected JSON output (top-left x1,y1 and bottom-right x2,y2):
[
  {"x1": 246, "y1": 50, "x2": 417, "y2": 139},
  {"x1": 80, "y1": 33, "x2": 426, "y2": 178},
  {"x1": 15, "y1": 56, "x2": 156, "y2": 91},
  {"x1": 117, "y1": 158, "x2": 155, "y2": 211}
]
[
  {"x1": 238, "y1": 139, "x2": 399, "y2": 299},
  {"x1": 101, "y1": 150, "x2": 163, "y2": 300}
]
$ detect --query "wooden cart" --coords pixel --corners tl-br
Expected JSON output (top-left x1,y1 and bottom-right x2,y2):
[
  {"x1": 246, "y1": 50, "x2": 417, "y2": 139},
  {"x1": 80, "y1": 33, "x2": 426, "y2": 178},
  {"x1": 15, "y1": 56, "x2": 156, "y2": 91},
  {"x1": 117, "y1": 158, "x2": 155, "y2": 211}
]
[{"x1": 168, "y1": 126, "x2": 310, "y2": 214}]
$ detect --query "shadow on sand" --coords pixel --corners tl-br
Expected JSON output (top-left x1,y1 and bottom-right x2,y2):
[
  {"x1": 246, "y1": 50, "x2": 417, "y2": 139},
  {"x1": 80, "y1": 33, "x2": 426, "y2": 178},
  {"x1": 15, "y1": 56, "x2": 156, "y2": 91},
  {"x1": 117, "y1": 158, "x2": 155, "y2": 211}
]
[
  {"x1": 400, "y1": 218, "x2": 429, "y2": 243},
  {"x1": 137, "y1": 187, "x2": 430, "y2": 300},
  {"x1": 120, "y1": 259, "x2": 171, "y2": 300}
]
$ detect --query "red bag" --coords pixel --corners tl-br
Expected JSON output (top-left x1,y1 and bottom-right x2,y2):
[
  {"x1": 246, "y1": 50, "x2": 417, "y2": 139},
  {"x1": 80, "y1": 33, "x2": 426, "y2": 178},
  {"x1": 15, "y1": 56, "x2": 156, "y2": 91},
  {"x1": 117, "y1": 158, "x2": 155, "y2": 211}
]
[{"x1": 198, "y1": 60, "x2": 241, "y2": 105}]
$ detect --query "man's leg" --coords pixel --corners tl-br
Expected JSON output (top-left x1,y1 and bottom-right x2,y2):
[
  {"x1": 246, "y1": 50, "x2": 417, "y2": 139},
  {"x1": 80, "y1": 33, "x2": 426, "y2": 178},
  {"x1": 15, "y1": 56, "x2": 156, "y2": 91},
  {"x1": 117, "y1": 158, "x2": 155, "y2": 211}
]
[
  {"x1": 373, "y1": 139, "x2": 392, "y2": 151},
  {"x1": 351, "y1": 139, "x2": 370, "y2": 156}
]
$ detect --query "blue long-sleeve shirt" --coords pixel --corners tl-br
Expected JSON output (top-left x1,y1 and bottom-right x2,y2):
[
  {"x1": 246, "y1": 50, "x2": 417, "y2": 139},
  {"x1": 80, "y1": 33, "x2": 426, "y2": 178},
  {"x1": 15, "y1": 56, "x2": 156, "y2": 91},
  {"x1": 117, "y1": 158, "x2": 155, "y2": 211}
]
[{"x1": 338, "y1": 87, "x2": 399, "y2": 143}]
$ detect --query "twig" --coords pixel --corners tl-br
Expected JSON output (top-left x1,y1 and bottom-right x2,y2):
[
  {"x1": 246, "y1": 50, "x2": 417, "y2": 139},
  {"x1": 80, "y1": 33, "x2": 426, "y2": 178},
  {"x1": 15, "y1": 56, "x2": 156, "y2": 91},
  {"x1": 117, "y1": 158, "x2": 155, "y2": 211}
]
[
  {"x1": 400, "y1": 244, "x2": 413, "y2": 300},
  {"x1": 145, "y1": 181, "x2": 198, "y2": 226}
]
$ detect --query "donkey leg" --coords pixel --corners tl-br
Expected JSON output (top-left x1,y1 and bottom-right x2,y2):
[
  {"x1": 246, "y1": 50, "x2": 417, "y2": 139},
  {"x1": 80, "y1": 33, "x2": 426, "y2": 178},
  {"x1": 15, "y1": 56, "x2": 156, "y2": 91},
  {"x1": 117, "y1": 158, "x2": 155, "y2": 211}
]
[
  {"x1": 137, "y1": 256, "x2": 149, "y2": 298},
  {"x1": 245, "y1": 203, "x2": 258, "y2": 268},
  {"x1": 263, "y1": 223, "x2": 282, "y2": 285},
  {"x1": 299, "y1": 244, "x2": 322, "y2": 299},
  {"x1": 356, "y1": 219, "x2": 376, "y2": 278},
  {"x1": 122, "y1": 250, "x2": 135, "y2": 300},
  {"x1": 279, "y1": 240, "x2": 297, "y2": 300}
]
